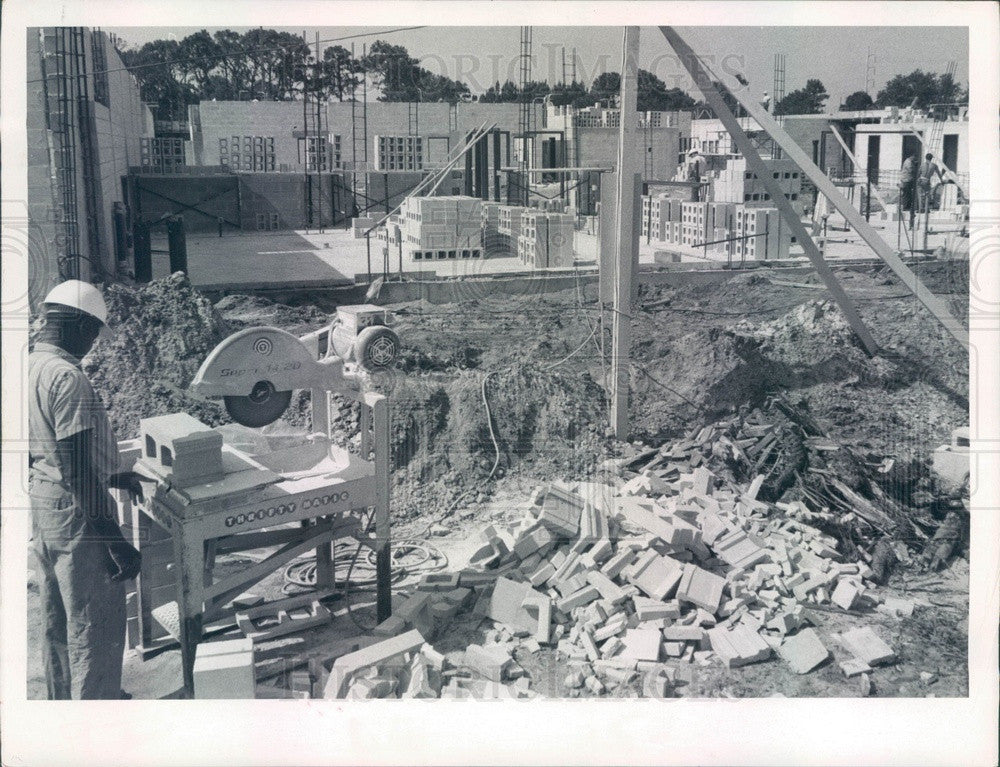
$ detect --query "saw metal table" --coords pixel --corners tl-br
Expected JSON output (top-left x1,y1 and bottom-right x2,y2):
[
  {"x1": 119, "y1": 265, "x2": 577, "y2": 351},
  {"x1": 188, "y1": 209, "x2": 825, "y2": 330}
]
[{"x1": 121, "y1": 391, "x2": 391, "y2": 697}]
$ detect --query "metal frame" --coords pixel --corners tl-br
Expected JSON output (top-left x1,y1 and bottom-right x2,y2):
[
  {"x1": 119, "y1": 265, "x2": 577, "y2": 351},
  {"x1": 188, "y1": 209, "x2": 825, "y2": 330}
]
[{"x1": 122, "y1": 381, "x2": 392, "y2": 697}]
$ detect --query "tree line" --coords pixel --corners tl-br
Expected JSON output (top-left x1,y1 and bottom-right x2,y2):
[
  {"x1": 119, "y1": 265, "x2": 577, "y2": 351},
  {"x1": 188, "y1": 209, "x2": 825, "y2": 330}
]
[{"x1": 116, "y1": 30, "x2": 968, "y2": 122}]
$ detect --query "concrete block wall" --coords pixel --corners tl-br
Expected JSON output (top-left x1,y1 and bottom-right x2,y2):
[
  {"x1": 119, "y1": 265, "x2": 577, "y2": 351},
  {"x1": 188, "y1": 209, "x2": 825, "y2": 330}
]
[{"x1": 27, "y1": 28, "x2": 151, "y2": 300}]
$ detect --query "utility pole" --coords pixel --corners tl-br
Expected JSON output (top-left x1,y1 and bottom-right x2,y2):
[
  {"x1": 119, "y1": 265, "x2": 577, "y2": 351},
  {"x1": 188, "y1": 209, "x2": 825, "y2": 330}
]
[{"x1": 610, "y1": 26, "x2": 640, "y2": 439}]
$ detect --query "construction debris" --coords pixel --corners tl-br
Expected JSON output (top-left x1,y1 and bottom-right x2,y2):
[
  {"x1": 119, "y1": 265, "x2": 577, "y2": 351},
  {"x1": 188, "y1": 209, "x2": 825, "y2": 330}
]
[{"x1": 274, "y1": 414, "x2": 922, "y2": 700}]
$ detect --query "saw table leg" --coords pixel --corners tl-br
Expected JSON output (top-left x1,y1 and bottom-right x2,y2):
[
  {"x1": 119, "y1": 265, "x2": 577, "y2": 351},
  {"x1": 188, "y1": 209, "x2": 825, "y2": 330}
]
[
  {"x1": 373, "y1": 396, "x2": 392, "y2": 621},
  {"x1": 314, "y1": 525, "x2": 335, "y2": 590},
  {"x1": 172, "y1": 523, "x2": 206, "y2": 698}
]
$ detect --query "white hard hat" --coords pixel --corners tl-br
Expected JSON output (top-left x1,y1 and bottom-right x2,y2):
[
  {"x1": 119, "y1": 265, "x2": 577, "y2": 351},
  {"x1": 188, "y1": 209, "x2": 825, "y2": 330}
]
[{"x1": 43, "y1": 279, "x2": 109, "y2": 326}]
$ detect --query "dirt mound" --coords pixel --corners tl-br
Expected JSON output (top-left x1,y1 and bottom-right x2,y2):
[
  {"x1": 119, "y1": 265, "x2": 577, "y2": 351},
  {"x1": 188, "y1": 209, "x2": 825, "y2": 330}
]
[
  {"x1": 384, "y1": 364, "x2": 606, "y2": 521},
  {"x1": 84, "y1": 272, "x2": 232, "y2": 438},
  {"x1": 214, "y1": 294, "x2": 328, "y2": 336}
]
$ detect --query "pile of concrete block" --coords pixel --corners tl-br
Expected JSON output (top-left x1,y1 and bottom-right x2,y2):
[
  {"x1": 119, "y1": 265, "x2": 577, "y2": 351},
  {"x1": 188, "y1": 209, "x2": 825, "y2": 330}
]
[
  {"x1": 287, "y1": 411, "x2": 908, "y2": 700},
  {"x1": 438, "y1": 418, "x2": 902, "y2": 696},
  {"x1": 518, "y1": 210, "x2": 574, "y2": 268}
]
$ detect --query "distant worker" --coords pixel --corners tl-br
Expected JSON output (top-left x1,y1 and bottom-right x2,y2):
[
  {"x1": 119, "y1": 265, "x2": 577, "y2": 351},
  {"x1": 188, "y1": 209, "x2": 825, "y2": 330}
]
[
  {"x1": 686, "y1": 148, "x2": 705, "y2": 202},
  {"x1": 898, "y1": 150, "x2": 919, "y2": 226},
  {"x1": 916, "y1": 152, "x2": 945, "y2": 214},
  {"x1": 29, "y1": 280, "x2": 144, "y2": 699}
]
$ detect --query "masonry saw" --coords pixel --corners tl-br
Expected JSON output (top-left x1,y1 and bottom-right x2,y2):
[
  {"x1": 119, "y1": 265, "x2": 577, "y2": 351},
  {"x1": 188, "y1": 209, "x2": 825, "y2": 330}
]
[{"x1": 190, "y1": 304, "x2": 400, "y2": 427}]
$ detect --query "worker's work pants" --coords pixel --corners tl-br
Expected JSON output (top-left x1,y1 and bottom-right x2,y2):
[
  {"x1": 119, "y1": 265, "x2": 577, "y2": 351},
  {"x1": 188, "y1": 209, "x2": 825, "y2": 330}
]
[{"x1": 30, "y1": 484, "x2": 126, "y2": 700}]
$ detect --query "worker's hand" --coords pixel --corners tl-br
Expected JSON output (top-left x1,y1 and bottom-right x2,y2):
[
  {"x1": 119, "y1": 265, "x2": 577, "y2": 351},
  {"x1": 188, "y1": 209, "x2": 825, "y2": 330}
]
[
  {"x1": 108, "y1": 471, "x2": 145, "y2": 503},
  {"x1": 106, "y1": 540, "x2": 142, "y2": 582}
]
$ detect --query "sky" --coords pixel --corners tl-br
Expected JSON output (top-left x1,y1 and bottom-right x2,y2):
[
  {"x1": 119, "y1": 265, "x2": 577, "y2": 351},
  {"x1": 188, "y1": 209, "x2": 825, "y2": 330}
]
[{"x1": 104, "y1": 25, "x2": 970, "y2": 108}]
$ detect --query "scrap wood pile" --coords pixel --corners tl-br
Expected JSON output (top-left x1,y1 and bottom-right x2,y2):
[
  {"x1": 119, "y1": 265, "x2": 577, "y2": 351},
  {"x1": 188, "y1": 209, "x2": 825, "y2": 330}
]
[{"x1": 310, "y1": 414, "x2": 934, "y2": 701}]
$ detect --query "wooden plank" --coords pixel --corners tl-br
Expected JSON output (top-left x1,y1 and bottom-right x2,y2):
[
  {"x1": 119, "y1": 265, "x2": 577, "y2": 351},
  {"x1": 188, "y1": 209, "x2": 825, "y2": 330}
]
[
  {"x1": 611, "y1": 26, "x2": 642, "y2": 438},
  {"x1": 658, "y1": 26, "x2": 880, "y2": 357}
]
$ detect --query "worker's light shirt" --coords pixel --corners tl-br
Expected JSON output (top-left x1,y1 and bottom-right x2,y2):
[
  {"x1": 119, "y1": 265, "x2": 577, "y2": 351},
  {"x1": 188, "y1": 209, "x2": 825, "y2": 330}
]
[{"x1": 29, "y1": 342, "x2": 120, "y2": 493}]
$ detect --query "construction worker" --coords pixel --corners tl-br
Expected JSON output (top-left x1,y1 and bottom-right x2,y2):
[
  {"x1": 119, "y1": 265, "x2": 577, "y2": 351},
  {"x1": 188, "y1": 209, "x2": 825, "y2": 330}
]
[
  {"x1": 898, "y1": 150, "x2": 919, "y2": 227},
  {"x1": 29, "y1": 279, "x2": 143, "y2": 699},
  {"x1": 916, "y1": 152, "x2": 945, "y2": 214},
  {"x1": 686, "y1": 148, "x2": 705, "y2": 202}
]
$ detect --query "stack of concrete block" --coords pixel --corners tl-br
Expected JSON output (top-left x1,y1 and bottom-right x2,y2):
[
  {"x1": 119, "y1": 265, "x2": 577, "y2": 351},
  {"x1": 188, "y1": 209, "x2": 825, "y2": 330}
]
[
  {"x1": 400, "y1": 195, "x2": 483, "y2": 260},
  {"x1": 733, "y1": 206, "x2": 793, "y2": 261},
  {"x1": 680, "y1": 202, "x2": 708, "y2": 247},
  {"x1": 518, "y1": 210, "x2": 574, "y2": 268}
]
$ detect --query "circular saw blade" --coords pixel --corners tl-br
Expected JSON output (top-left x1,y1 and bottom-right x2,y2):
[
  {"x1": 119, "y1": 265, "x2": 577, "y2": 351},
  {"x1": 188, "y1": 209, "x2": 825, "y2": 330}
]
[{"x1": 223, "y1": 380, "x2": 292, "y2": 428}]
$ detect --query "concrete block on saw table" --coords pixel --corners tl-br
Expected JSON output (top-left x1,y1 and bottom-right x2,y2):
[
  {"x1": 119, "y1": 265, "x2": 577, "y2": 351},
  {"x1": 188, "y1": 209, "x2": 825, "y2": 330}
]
[
  {"x1": 777, "y1": 628, "x2": 829, "y2": 674},
  {"x1": 837, "y1": 627, "x2": 896, "y2": 666},
  {"x1": 707, "y1": 625, "x2": 772, "y2": 668},
  {"x1": 194, "y1": 637, "x2": 255, "y2": 699},
  {"x1": 139, "y1": 413, "x2": 224, "y2": 488},
  {"x1": 675, "y1": 563, "x2": 726, "y2": 613},
  {"x1": 326, "y1": 629, "x2": 426, "y2": 698}
]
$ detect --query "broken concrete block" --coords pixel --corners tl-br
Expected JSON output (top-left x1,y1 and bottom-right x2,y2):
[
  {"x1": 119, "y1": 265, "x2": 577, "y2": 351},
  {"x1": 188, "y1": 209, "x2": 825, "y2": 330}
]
[
  {"x1": 327, "y1": 630, "x2": 425, "y2": 698},
  {"x1": 878, "y1": 597, "x2": 915, "y2": 617},
  {"x1": 601, "y1": 548, "x2": 638, "y2": 579},
  {"x1": 584, "y1": 675, "x2": 605, "y2": 695},
  {"x1": 564, "y1": 668, "x2": 586, "y2": 688},
  {"x1": 777, "y1": 628, "x2": 829, "y2": 674},
  {"x1": 837, "y1": 627, "x2": 896, "y2": 666},
  {"x1": 662, "y1": 624, "x2": 705, "y2": 643},
  {"x1": 592, "y1": 616, "x2": 628, "y2": 643},
  {"x1": 588, "y1": 539, "x2": 614, "y2": 565},
  {"x1": 513, "y1": 526, "x2": 555, "y2": 560},
  {"x1": 632, "y1": 596, "x2": 677, "y2": 622},
  {"x1": 839, "y1": 657, "x2": 872, "y2": 678},
  {"x1": 675, "y1": 563, "x2": 726, "y2": 613},
  {"x1": 520, "y1": 594, "x2": 552, "y2": 644},
  {"x1": 462, "y1": 643, "x2": 514, "y2": 682},
  {"x1": 194, "y1": 637, "x2": 255, "y2": 699},
  {"x1": 373, "y1": 615, "x2": 409, "y2": 637},
  {"x1": 586, "y1": 570, "x2": 627, "y2": 603},
  {"x1": 628, "y1": 553, "x2": 684, "y2": 601},
  {"x1": 662, "y1": 641, "x2": 685, "y2": 657},
  {"x1": 418, "y1": 572, "x2": 461, "y2": 592},
  {"x1": 528, "y1": 562, "x2": 556, "y2": 588},
  {"x1": 539, "y1": 486, "x2": 583, "y2": 538},
  {"x1": 831, "y1": 579, "x2": 862, "y2": 611},
  {"x1": 707, "y1": 625, "x2": 771, "y2": 668},
  {"x1": 619, "y1": 628, "x2": 662, "y2": 663},
  {"x1": 488, "y1": 577, "x2": 539, "y2": 633},
  {"x1": 556, "y1": 584, "x2": 601, "y2": 613}
]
